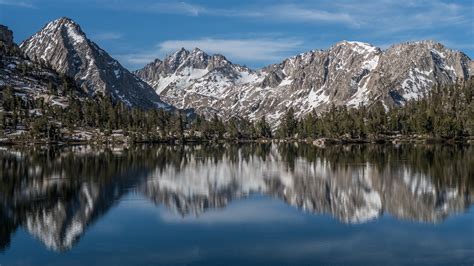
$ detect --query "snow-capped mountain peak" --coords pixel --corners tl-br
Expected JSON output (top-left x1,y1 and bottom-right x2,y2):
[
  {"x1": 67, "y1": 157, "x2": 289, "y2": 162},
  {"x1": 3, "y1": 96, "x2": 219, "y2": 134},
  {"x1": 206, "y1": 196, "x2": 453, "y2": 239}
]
[
  {"x1": 134, "y1": 48, "x2": 263, "y2": 113},
  {"x1": 136, "y1": 41, "x2": 472, "y2": 122},
  {"x1": 20, "y1": 17, "x2": 169, "y2": 109}
]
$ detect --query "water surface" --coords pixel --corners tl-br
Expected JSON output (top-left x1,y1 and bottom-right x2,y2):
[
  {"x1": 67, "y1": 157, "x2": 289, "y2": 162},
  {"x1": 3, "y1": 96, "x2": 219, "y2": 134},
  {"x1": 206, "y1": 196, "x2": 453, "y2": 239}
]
[{"x1": 0, "y1": 144, "x2": 473, "y2": 265}]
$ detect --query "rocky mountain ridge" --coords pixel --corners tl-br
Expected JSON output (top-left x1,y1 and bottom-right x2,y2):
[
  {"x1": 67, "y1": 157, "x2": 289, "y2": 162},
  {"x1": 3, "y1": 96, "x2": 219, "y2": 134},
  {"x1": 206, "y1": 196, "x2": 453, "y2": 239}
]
[
  {"x1": 134, "y1": 47, "x2": 262, "y2": 115},
  {"x1": 2, "y1": 17, "x2": 473, "y2": 122},
  {"x1": 19, "y1": 17, "x2": 169, "y2": 109},
  {"x1": 136, "y1": 40, "x2": 472, "y2": 121}
]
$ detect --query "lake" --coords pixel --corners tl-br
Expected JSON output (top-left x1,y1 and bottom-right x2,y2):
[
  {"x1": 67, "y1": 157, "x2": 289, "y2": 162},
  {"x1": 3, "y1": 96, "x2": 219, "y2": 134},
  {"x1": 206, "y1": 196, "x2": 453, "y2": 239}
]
[{"x1": 0, "y1": 143, "x2": 473, "y2": 265}]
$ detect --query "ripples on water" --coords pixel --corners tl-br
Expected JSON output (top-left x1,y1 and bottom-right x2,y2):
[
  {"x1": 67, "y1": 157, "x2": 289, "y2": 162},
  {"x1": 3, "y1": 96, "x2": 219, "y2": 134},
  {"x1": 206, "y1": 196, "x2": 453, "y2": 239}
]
[{"x1": 0, "y1": 144, "x2": 473, "y2": 265}]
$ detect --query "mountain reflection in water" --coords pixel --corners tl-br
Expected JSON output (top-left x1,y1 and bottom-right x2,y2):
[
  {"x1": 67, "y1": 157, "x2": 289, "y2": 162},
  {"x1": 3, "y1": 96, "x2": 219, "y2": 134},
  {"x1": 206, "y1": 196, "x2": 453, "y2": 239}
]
[{"x1": 0, "y1": 144, "x2": 472, "y2": 252}]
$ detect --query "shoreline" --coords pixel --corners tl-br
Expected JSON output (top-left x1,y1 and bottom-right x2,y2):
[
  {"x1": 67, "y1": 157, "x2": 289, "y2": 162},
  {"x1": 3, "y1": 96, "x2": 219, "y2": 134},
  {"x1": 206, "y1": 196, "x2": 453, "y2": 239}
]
[{"x1": 1, "y1": 135, "x2": 472, "y2": 146}]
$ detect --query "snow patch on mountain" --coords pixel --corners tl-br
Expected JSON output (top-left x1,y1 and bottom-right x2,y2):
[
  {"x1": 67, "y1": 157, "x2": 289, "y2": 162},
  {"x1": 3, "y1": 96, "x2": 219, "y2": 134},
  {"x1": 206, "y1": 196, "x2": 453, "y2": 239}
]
[
  {"x1": 20, "y1": 17, "x2": 169, "y2": 109},
  {"x1": 65, "y1": 25, "x2": 85, "y2": 45},
  {"x1": 135, "y1": 40, "x2": 471, "y2": 122}
]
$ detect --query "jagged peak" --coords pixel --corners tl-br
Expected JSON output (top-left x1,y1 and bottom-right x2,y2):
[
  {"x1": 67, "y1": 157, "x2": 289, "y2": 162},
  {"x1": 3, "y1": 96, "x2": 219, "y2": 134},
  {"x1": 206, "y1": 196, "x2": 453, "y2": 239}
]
[
  {"x1": 175, "y1": 47, "x2": 189, "y2": 55},
  {"x1": 154, "y1": 47, "x2": 236, "y2": 70},
  {"x1": 387, "y1": 40, "x2": 449, "y2": 51},
  {"x1": 43, "y1": 17, "x2": 82, "y2": 32},
  {"x1": 191, "y1": 47, "x2": 205, "y2": 54},
  {"x1": 151, "y1": 58, "x2": 162, "y2": 65},
  {"x1": 167, "y1": 47, "x2": 189, "y2": 62},
  {"x1": 212, "y1": 53, "x2": 228, "y2": 60},
  {"x1": 332, "y1": 40, "x2": 379, "y2": 54},
  {"x1": 56, "y1": 16, "x2": 77, "y2": 25},
  {"x1": 287, "y1": 49, "x2": 320, "y2": 60},
  {"x1": 383, "y1": 40, "x2": 467, "y2": 60},
  {"x1": 190, "y1": 47, "x2": 211, "y2": 61},
  {"x1": 20, "y1": 17, "x2": 89, "y2": 53},
  {"x1": 21, "y1": 16, "x2": 88, "y2": 48},
  {"x1": 410, "y1": 40, "x2": 443, "y2": 46},
  {"x1": 339, "y1": 40, "x2": 373, "y2": 46}
]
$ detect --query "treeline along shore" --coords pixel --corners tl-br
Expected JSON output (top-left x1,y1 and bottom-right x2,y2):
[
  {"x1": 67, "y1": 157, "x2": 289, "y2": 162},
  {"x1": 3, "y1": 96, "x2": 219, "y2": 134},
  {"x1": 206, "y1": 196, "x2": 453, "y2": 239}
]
[{"x1": 1, "y1": 79, "x2": 473, "y2": 145}]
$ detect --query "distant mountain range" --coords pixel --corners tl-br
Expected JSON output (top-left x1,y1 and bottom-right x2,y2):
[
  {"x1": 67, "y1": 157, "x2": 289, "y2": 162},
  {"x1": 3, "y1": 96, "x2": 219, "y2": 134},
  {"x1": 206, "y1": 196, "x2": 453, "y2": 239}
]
[
  {"x1": 1, "y1": 17, "x2": 473, "y2": 121},
  {"x1": 136, "y1": 40, "x2": 472, "y2": 121}
]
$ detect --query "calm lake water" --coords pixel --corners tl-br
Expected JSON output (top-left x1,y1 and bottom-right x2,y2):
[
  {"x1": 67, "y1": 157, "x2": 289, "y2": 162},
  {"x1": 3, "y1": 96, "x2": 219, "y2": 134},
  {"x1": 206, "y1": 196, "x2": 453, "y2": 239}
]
[{"x1": 0, "y1": 143, "x2": 473, "y2": 265}]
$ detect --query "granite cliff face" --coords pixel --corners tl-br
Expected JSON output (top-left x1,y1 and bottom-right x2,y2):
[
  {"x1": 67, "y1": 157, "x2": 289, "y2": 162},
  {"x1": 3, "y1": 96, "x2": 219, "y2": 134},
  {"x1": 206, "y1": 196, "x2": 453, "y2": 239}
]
[
  {"x1": 20, "y1": 17, "x2": 169, "y2": 109},
  {"x1": 134, "y1": 47, "x2": 262, "y2": 116},
  {"x1": 136, "y1": 41, "x2": 472, "y2": 121}
]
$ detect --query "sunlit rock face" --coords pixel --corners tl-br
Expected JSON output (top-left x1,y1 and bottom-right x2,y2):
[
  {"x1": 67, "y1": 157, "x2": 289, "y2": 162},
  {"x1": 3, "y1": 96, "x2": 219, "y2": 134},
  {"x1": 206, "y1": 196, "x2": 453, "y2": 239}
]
[
  {"x1": 20, "y1": 18, "x2": 169, "y2": 109},
  {"x1": 0, "y1": 144, "x2": 472, "y2": 251},
  {"x1": 136, "y1": 41, "x2": 472, "y2": 122}
]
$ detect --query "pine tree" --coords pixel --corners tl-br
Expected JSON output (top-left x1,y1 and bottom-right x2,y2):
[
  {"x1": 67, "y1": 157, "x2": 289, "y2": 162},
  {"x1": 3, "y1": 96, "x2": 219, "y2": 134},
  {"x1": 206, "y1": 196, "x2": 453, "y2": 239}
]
[
  {"x1": 278, "y1": 107, "x2": 297, "y2": 138},
  {"x1": 256, "y1": 115, "x2": 272, "y2": 138}
]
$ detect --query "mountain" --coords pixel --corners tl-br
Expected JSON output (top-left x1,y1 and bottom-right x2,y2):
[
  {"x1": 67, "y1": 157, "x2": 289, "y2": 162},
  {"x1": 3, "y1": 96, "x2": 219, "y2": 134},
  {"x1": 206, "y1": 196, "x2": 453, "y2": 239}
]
[
  {"x1": 136, "y1": 41, "x2": 472, "y2": 121},
  {"x1": 134, "y1": 47, "x2": 262, "y2": 116},
  {"x1": 0, "y1": 24, "x2": 82, "y2": 108},
  {"x1": 20, "y1": 17, "x2": 169, "y2": 109}
]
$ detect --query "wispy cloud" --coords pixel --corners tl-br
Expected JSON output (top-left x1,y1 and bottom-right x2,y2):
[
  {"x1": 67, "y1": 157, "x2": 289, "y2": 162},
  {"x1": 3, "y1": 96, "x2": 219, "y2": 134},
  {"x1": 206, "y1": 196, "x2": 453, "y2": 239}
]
[
  {"x1": 116, "y1": 37, "x2": 303, "y2": 68},
  {"x1": 0, "y1": 0, "x2": 35, "y2": 8},
  {"x1": 149, "y1": 1, "x2": 205, "y2": 16},
  {"x1": 332, "y1": 0, "x2": 471, "y2": 33},
  {"x1": 159, "y1": 38, "x2": 303, "y2": 61},
  {"x1": 107, "y1": 0, "x2": 206, "y2": 16},
  {"x1": 100, "y1": 0, "x2": 473, "y2": 68},
  {"x1": 104, "y1": 1, "x2": 360, "y2": 27},
  {"x1": 92, "y1": 32, "x2": 123, "y2": 41},
  {"x1": 265, "y1": 4, "x2": 358, "y2": 26},
  {"x1": 102, "y1": 0, "x2": 471, "y2": 31}
]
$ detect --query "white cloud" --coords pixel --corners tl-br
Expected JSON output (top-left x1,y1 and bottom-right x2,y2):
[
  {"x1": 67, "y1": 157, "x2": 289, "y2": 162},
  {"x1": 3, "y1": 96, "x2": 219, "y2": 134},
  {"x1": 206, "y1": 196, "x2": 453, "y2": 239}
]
[
  {"x1": 332, "y1": 0, "x2": 471, "y2": 33},
  {"x1": 104, "y1": 0, "x2": 206, "y2": 16},
  {"x1": 104, "y1": 1, "x2": 359, "y2": 26},
  {"x1": 92, "y1": 32, "x2": 123, "y2": 41},
  {"x1": 128, "y1": 0, "x2": 471, "y2": 32},
  {"x1": 146, "y1": 1, "x2": 205, "y2": 16},
  {"x1": 104, "y1": 0, "x2": 471, "y2": 31},
  {"x1": 158, "y1": 38, "x2": 303, "y2": 61},
  {"x1": 266, "y1": 4, "x2": 358, "y2": 26},
  {"x1": 116, "y1": 37, "x2": 303, "y2": 68},
  {"x1": 106, "y1": 0, "x2": 472, "y2": 68},
  {"x1": 0, "y1": 0, "x2": 35, "y2": 8}
]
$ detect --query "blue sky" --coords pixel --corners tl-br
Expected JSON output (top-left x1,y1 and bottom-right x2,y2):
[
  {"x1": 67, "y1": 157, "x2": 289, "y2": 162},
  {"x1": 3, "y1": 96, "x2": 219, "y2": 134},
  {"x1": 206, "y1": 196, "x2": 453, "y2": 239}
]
[{"x1": 1, "y1": 0, "x2": 473, "y2": 70}]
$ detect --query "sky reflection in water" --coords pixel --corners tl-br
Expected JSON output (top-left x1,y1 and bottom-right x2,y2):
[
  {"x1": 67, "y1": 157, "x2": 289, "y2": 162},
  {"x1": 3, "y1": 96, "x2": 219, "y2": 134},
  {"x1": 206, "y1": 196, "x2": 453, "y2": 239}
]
[{"x1": 0, "y1": 144, "x2": 473, "y2": 265}]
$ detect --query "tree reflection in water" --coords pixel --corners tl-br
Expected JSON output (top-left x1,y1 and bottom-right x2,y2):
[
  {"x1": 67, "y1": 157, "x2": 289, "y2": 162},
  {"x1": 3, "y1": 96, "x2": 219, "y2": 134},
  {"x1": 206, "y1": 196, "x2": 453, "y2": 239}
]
[{"x1": 0, "y1": 144, "x2": 472, "y2": 252}]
